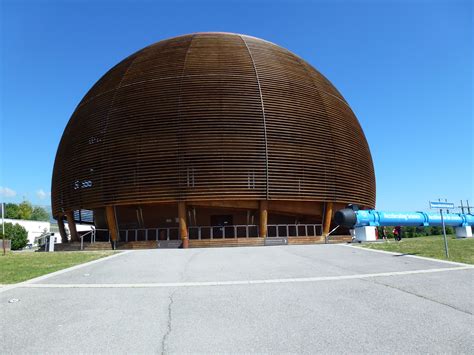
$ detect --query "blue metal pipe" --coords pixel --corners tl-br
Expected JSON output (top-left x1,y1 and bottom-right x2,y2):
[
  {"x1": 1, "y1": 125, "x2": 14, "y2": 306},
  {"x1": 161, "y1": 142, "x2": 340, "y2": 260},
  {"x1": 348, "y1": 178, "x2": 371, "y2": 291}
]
[{"x1": 334, "y1": 209, "x2": 474, "y2": 228}]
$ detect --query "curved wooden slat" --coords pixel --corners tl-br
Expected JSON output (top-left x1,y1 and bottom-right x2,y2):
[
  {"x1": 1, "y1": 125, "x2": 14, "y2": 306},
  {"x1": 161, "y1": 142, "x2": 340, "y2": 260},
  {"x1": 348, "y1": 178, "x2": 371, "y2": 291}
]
[{"x1": 51, "y1": 33, "x2": 375, "y2": 217}]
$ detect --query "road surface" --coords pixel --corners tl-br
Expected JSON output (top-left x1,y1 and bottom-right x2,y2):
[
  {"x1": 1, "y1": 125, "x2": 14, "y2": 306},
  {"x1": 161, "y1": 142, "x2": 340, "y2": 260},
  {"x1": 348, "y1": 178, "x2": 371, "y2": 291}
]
[{"x1": 1, "y1": 244, "x2": 473, "y2": 353}]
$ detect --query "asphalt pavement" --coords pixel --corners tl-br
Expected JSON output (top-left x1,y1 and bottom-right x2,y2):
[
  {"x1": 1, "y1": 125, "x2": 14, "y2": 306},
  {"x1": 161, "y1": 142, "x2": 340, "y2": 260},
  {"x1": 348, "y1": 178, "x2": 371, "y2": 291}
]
[{"x1": 1, "y1": 244, "x2": 473, "y2": 354}]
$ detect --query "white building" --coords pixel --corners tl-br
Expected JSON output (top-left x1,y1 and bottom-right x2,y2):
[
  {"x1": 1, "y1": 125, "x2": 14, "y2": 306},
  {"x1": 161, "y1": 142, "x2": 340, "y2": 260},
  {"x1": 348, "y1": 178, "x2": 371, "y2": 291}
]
[
  {"x1": 3, "y1": 218, "x2": 51, "y2": 245},
  {"x1": 3, "y1": 218, "x2": 96, "y2": 246}
]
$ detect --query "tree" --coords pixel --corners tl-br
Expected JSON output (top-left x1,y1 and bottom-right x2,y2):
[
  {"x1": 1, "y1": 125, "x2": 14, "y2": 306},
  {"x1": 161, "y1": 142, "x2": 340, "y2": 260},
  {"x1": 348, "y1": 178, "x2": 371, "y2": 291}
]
[
  {"x1": 5, "y1": 203, "x2": 20, "y2": 219},
  {"x1": 402, "y1": 226, "x2": 416, "y2": 238},
  {"x1": 3, "y1": 223, "x2": 28, "y2": 250},
  {"x1": 4, "y1": 202, "x2": 51, "y2": 221},
  {"x1": 31, "y1": 206, "x2": 50, "y2": 221},
  {"x1": 17, "y1": 201, "x2": 33, "y2": 220}
]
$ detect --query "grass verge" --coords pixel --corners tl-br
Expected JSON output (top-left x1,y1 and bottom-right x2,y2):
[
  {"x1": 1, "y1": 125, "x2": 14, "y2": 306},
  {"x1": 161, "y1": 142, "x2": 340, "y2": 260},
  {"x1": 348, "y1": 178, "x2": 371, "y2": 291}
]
[
  {"x1": 0, "y1": 251, "x2": 117, "y2": 284},
  {"x1": 361, "y1": 235, "x2": 474, "y2": 264}
]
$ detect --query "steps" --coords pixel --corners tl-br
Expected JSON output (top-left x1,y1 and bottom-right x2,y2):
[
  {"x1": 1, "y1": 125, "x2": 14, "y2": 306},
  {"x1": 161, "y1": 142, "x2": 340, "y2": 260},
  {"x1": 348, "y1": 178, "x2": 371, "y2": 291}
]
[
  {"x1": 287, "y1": 236, "x2": 324, "y2": 245},
  {"x1": 117, "y1": 241, "x2": 158, "y2": 249},
  {"x1": 189, "y1": 238, "x2": 265, "y2": 248},
  {"x1": 84, "y1": 242, "x2": 113, "y2": 250},
  {"x1": 53, "y1": 242, "x2": 112, "y2": 251},
  {"x1": 53, "y1": 243, "x2": 81, "y2": 251},
  {"x1": 188, "y1": 235, "x2": 351, "y2": 248},
  {"x1": 47, "y1": 235, "x2": 353, "y2": 252}
]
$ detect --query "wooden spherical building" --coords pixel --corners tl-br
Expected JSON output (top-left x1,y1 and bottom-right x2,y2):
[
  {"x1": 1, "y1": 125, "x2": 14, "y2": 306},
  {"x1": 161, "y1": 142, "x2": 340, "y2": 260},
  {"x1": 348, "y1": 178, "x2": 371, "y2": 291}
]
[{"x1": 52, "y1": 32, "x2": 375, "y2": 247}]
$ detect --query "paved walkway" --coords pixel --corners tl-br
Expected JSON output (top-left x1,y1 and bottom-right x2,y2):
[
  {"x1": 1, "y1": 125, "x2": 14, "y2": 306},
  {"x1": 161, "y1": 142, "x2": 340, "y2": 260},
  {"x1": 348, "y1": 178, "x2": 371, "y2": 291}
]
[{"x1": 1, "y1": 244, "x2": 473, "y2": 353}]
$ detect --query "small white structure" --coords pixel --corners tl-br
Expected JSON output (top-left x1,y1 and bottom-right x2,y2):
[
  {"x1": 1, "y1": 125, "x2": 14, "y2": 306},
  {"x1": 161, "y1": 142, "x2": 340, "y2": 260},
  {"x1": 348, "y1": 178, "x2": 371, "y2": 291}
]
[
  {"x1": 3, "y1": 218, "x2": 51, "y2": 245},
  {"x1": 455, "y1": 226, "x2": 472, "y2": 238},
  {"x1": 47, "y1": 234, "x2": 55, "y2": 252},
  {"x1": 354, "y1": 226, "x2": 377, "y2": 242},
  {"x1": 72, "y1": 223, "x2": 95, "y2": 233}
]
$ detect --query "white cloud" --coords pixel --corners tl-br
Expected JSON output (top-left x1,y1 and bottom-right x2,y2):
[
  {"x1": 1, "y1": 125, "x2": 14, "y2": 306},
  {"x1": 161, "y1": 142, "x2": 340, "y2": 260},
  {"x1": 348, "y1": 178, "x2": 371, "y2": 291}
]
[
  {"x1": 0, "y1": 186, "x2": 17, "y2": 198},
  {"x1": 36, "y1": 189, "x2": 50, "y2": 200}
]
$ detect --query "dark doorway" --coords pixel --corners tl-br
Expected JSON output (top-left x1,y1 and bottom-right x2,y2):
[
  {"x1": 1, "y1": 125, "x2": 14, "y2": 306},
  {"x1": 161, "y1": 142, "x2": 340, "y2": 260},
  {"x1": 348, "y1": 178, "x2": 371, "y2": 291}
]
[{"x1": 210, "y1": 215, "x2": 233, "y2": 238}]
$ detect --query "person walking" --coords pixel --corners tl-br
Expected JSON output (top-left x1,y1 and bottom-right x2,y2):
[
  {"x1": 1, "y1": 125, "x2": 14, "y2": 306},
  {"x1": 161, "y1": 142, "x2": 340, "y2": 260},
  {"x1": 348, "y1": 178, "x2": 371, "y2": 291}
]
[
  {"x1": 380, "y1": 226, "x2": 388, "y2": 242},
  {"x1": 393, "y1": 226, "x2": 402, "y2": 241}
]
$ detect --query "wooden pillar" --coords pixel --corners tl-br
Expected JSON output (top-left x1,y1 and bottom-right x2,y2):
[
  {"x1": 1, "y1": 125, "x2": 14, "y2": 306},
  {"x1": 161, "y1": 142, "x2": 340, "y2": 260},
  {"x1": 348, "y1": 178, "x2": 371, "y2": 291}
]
[
  {"x1": 105, "y1": 205, "x2": 119, "y2": 249},
  {"x1": 259, "y1": 200, "x2": 268, "y2": 238},
  {"x1": 178, "y1": 202, "x2": 189, "y2": 248},
  {"x1": 323, "y1": 202, "x2": 334, "y2": 235},
  {"x1": 57, "y1": 216, "x2": 68, "y2": 243},
  {"x1": 65, "y1": 211, "x2": 79, "y2": 242}
]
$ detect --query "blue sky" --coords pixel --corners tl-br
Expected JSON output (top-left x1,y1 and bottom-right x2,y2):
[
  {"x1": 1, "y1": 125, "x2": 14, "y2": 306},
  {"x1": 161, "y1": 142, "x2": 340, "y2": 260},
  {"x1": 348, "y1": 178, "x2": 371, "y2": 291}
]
[{"x1": 1, "y1": 0, "x2": 472, "y2": 211}]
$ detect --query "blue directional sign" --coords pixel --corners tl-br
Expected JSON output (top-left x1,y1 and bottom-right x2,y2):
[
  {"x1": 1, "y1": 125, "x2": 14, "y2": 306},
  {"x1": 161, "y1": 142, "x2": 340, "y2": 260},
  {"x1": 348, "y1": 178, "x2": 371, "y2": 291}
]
[{"x1": 429, "y1": 201, "x2": 455, "y2": 209}]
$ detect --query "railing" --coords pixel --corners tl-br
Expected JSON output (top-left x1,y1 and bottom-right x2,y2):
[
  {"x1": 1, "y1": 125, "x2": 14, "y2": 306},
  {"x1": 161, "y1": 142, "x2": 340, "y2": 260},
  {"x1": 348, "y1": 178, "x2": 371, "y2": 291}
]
[
  {"x1": 324, "y1": 225, "x2": 340, "y2": 244},
  {"x1": 35, "y1": 232, "x2": 53, "y2": 249},
  {"x1": 79, "y1": 229, "x2": 95, "y2": 250},
  {"x1": 119, "y1": 228, "x2": 179, "y2": 242},
  {"x1": 78, "y1": 228, "x2": 111, "y2": 249},
  {"x1": 267, "y1": 224, "x2": 323, "y2": 238},
  {"x1": 87, "y1": 224, "x2": 323, "y2": 245},
  {"x1": 189, "y1": 225, "x2": 259, "y2": 239},
  {"x1": 118, "y1": 224, "x2": 322, "y2": 241}
]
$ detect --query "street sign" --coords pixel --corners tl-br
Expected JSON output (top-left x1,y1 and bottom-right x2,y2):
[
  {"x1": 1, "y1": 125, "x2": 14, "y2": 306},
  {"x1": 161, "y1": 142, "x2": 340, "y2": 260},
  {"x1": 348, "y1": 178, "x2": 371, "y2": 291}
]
[
  {"x1": 429, "y1": 201, "x2": 454, "y2": 209},
  {"x1": 429, "y1": 200, "x2": 453, "y2": 258}
]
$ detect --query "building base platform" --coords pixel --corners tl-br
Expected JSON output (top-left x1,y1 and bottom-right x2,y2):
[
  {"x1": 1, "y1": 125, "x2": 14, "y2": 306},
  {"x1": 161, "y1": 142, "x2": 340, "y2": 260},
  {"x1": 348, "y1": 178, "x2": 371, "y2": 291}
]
[
  {"x1": 48, "y1": 235, "x2": 354, "y2": 251},
  {"x1": 455, "y1": 226, "x2": 473, "y2": 238},
  {"x1": 353, "y1": 226, "x2": 377, "y2": 242}
]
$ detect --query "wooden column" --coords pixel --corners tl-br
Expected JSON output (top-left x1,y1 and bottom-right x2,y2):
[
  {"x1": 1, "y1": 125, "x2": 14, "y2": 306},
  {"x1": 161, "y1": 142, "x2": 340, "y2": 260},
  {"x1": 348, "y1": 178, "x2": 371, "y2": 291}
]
[
  {"x1": 178, "y1": 202, "x2": 189, "y2": 248},
  {"x1": 323, "y1": 202, "x2": 334, "y2": 235},
  {"x1": 105, "y1": 205, "x2": 119, "y2": 249},
  {"x1": 65, "y1": 211, "x2": 79, "y2": 242},
  {"x1": 259, "y1": 200, "x2": 268, "y2": 238},
  {"x1": 57, "y1": 216, "x2": 68, "y2": 243}
]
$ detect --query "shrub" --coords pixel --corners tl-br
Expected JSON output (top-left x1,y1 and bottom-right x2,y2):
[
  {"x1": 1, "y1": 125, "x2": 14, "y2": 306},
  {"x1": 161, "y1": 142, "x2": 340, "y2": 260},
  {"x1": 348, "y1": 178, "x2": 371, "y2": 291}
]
[
  {"x1": 378, "y1": 226, "x2": 454, "y2": 239},
  {"x1": 3, "y1": 223, "x2": 28, "y2": 250},
  {"x1": 377, "y1": 226, "x2": 394, "y2": 238},
  {"x1": 445, "y1": 226, "x2": 454, "y2": 235}
]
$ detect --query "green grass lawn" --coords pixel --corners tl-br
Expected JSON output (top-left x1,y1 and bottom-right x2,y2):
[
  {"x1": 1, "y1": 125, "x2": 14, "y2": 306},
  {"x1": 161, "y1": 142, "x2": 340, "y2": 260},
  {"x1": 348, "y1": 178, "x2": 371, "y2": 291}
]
[
  {"x1": 0, "y1": 251, "x2": 117, "y2": 284},
  {"x1": 361, "y1": 235, "x2": 474, "y2": 264}
]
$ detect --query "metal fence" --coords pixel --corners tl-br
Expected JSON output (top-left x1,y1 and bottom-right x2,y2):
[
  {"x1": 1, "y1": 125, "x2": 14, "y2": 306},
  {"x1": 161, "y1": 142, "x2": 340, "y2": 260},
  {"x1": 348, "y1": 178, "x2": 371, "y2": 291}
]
[
  {"x1": 78, "y1": 224, "x2": 322, "y2": 245},
  {"x1": 116, "y1": 224, "x2": 322, "y2": 241},
  {"x1": 119, "y1": 228, "x2": 179, "y2": 242},
  {"x1": 78, "y1": 228, "x2": 109, "y2": 249},
  {"x1": 267, "y1": 224, "x2": 323, "y2": 237},
  {"x1": 189, "y1": 225, "x2": 259, "y2": 239}
]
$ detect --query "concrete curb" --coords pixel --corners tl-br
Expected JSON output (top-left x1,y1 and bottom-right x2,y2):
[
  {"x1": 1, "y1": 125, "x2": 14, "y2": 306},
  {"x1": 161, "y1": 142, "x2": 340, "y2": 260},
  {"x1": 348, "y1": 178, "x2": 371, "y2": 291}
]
[{"x1": 338, "y1": 243, "x2": 472, "y2": 267}]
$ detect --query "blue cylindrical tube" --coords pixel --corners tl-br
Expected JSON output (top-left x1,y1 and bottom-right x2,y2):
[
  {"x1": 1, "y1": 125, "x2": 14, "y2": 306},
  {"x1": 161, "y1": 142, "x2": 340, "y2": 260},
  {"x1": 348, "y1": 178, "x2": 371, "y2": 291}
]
[{"x1": 335, "y1": 209, "x2": 474, "y2": 228}]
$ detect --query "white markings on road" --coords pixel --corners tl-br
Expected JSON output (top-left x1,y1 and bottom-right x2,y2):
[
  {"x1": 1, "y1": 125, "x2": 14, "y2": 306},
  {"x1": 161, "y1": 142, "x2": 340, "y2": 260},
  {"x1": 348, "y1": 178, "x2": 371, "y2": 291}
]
[
  {"x1": 18, "y1": 265, "x2": 473, "y2": 289},
  {"x1": 0, "y1": 251, "x2": 131, "y2": 294}
]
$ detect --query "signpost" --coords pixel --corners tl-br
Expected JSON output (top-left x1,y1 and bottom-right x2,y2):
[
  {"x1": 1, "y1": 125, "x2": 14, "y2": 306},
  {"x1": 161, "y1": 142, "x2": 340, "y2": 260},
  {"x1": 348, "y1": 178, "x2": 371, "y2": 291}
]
[
  {"x1": 429, "y1": 201, "x2": 454, "y2": 210},
  {"x1": 2, "y1": 202, "x2": 5, "y2": 256},
  {"x1": 429, "y1": 200, "x2": 454, "y2": 258}
]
